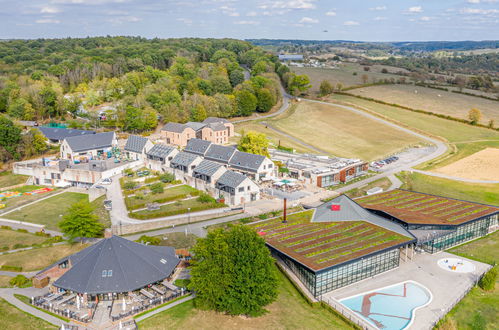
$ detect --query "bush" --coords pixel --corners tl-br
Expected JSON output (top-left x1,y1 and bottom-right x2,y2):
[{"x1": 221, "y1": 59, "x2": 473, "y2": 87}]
[
  {"x1": 1, "y1": 265, "x2": 23, "y2": 272},
  {"x1": 1, "y1": 225, "x2": 12, "y2": 230},
  {"x1": 159, "y1": 173, "x2": 176, "y2": 183},
  {"x1": 34, "y1": 231, "x2": 51, "y2": 237},
  {"x1": 13, "y1": 243, "x2": 27, "y2": 249},
  {"x1": 9, "y1": 275, "x2": 31, "y2": 288},
  {"x1": 150, "y1": 182, "x2": 164, "y2": 194},
  {"x1": 123, "y1": 180, "x2": 137, "y2": 190},
  {"x1": 129, "y1": 202, "x2": 226, "y2": 220},
  {"x1": 136, "y1": 235, "x2": 161, "y2": 245},
  {"x1": 197, "y1": 193, "x2": 216, "y2": 203},
  {"x1": 478, "y1": 267, "x2": 497, "y2": 291},
  {"x1": 16, "y1": 229, "x2": 28, "y2": 233}
]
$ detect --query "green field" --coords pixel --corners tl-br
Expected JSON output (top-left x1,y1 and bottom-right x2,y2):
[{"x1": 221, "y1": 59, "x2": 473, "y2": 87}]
[
  {"x1": 0, "y1": 172, "x2": 27, "y2": 189},
  {"x1": 330, "y1": 94, "x2": 499, "y2": 168},
  {"x1": 138, "y1": 267, "x2": 354, "y2": 329},
  {"x1": 348, "y1": 84, "x2": 499, "y2": 123},
  {"x1": 0, "y1": 244, "x2": 87, "y2": 271},
  {"x1": 0, "y1": 298, "x2": 56, "y2": 330},
  {"x1": 155, "y1": 232, "x2": 198, "y2": 249},
  {"x1": 397, "y1": 171, "x2": 499, "y2": 206},
  {"x1": 130, "y1": 197, "x2": 225, "y2": 220},
  {"x1": 0, "y1": 275, "x2": 12, "y2": 287},
  {"x1": 0, "y1": 229, "x2": 47, "y2": 250},
  {"x1": 125, "y1": 185, "x2": 198, "y2": 210},
  {"x1": 266, "y1": 101, "x2": 424, "y2": 160},
  {"x1": 0, "y1": 186, "x2": 59, "y2": 211},
  {"x1": 6, "y1": 192, "x2": 89, "y2": 230},
  {"x1": 292, "y1": 63, "x2": 404, "y2": 91}
]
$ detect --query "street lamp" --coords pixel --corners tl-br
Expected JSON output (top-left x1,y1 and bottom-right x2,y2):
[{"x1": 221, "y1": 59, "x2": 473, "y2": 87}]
[{"x1": 185, "y1": 207, "x2": 191, "y2": 236}]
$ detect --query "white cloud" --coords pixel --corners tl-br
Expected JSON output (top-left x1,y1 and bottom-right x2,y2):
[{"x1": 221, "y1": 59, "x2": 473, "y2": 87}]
[
  {"x1": 246, "y1": 11, "x2": 257, "y2": 16},
  {"x1": 374, "y1": 16, "x2": 387, "y2": 21},
  {"x1": 343, "y1": 20, "x2": 359, "y2": 25},
  {"x1": 467, "y1": 0, "x2": 498, "y2": 3},
  {"x1": 234, "y1": 20, "x2": 259, "y2": 25},
  {"x1": 220, "y1": 5, "x2": 239, "y2": 16},
  {"x1": 177, "y1": 18, "x2": 193, "y2": 24},
  {"x1": 108, "y1": 15, "x2": 141, "y2": 24},
  {"x1": 299, "y1": 17, "x2": 318, "y2": 23},
  {"x1": 35, "y1": 18, "x2": 60, "y2": 23},
  {"x1": 420, "y1": 16, "x2": 431, "y2": 21},
  {"x1": 260, "y1": 0, "x2": 316, "y2": 10},
  {"x1": 51, "y1": 0, "x2": 128, "y2": 4},
  {"x1": 370, "y1": 6, "x2": 387, "y2": 11},
  {"x1": 461, "y1": 7, "x2": 499, "y2": 14},
  {"x1": 325, "y1": 11, "x2": 336, "y2": 16},
  {"x1": 408, "y1": 6, "x2": 423, "y2": 13},
  {"x1": 41, "y1": 6, "x2": 61, "y2": 14}
]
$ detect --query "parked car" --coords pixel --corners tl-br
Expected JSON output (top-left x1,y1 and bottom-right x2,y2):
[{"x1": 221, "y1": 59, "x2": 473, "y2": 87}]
[
  {"x1": 103, "y1": 200, "x2": 112, "y2": 211},
  {"x1": 100, "y1": 178, "x2": 112, "y2": 185}
]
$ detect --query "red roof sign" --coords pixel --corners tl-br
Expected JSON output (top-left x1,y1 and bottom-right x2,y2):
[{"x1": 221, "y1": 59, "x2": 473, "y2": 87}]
[{"x1": 331, "y1": 204, "x2": 341, "y2": 211}]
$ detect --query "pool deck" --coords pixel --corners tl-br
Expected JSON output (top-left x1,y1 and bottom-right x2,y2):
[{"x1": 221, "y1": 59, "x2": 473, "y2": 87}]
[{"x1": 321, "y1": 251, "x2": 491, "y2": 330}]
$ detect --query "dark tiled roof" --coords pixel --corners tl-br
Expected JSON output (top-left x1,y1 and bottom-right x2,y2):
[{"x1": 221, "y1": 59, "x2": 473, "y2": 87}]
[
  {"x1": 216, "y1": 170, "x2": 247, "y2": 188},
  {"x1": 147, "y1": 144, "x2": 176, "y2": 158},
  {"x1": 51, "y1": 236, "x2": 179, "y2": 294},
  {"x1": 193, "y1": 160, "x2": 224, "y2": 177},
  {"x1": 205, "y1": 144, "x2": 237, "y2": 163},
  {"x1": 161, "y1": 122, "x2": 188, "y2": 133},
  {"x1": 203, "y1": 117, "x2": 230, "y2": 124},
  {"x1": 170, "y1": 151, "x2": 200, "y2": 167},
  {"x1": 124, "y1": 135, "x2": 149, "y2": 153},
  {"x1": 207, "y1": 122, "x2": 227, "y2": 131},
  {"x1": 38, "y1": 127, "x2": 95, "y2": 141},
  {"x1": 184, "y1": 138, "x2": 212, "y2": 156},
  {"x1": 65, "y1": 132, "x2": 115, "y2": 152},
  {"x1": 229, "y1": 151, "x2": 266, "y2": 172},
  {"x1": 185, "y1": 122, "x2": 206, "y2": 131}
]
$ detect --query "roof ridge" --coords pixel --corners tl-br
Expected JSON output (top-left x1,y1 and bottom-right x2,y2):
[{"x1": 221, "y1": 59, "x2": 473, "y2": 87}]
[{"x1": 82, "y1": 238, "x2": 109, "y2": 293}]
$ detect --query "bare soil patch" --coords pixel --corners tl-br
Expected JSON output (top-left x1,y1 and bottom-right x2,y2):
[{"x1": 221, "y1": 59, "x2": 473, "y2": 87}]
[{"x1": 433, "y1": 148, "x2": 499, "y2": 181}]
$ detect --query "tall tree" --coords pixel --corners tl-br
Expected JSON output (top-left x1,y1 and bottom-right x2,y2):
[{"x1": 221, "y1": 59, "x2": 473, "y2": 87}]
[
  {"x1": 319, "y1": 80, "x2": 333, "y2": 96},
  {"x1": 59, "y1": 200, "x2": 104, "y2": 242},
  {"x1": 238, "y1": 131, "x2": 270, "y2": 158},
  {"x1": 0, "y1": 115, "x2": 22, "y2": 161},
  {"x1": 289, "y1": 74, "x2": 311, "y2": 96},
  {"x1": 190, "y1": 225, "x2": 278, "y2": 316},
  {"x1": 468, "y1": 108, "x2": 482, "y2": 125},
  {"x1": 235, "y1": 90, "x2": 257, "y2": 116}
]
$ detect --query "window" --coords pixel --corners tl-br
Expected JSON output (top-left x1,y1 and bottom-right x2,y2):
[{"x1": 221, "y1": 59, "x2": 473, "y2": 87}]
[
  {"x1": 44, "y1": 179, "x2": 51, "y2": 184},
  {"x1": 107, "y1": 270, "x2": 113, "y2": 277},
  {"x1": 247, "y1": 186, "x2": 250, "y2": 190},
  {"x1": 160, "y1": 258, "x2": 167, "y2": 264},
  {"x1": 102, "y1": 270, "x2": 107, "y2": 277},
  {"x1": 238, "y1": 187, "x2": 244, "y2": 192},
  {"x1": 268, "y1": 164, "x2": 273, "y2": 168}
]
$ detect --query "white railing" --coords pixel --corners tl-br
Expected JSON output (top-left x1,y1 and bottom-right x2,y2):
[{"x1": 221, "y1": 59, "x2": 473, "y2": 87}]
[{"x1": 321, "y1": 296, "x2": 377, "y2": 330}]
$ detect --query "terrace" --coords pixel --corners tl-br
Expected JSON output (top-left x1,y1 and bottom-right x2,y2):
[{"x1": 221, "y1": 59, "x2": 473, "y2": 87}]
[
  {"x1": 357, "y1": 189, "x2": 499, "y2": 226},
  {"x1": 250, "y1": 210, "x2": 412, "y2": 271}
]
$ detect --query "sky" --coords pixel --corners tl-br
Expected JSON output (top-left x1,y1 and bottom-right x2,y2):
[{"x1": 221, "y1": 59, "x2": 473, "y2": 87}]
[{"x1": 2, "y1": 0, "x2": 499, "y2": 41}]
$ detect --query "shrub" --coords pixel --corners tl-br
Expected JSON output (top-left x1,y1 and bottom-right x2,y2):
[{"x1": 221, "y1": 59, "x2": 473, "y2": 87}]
[
  {"x1": 159, "y1": 173, "x2": 176, "y2": 183},
  {"x1": 150, "y1": 182, "x2": 164, "y2": 194},
  {"x1": 478, "y1": 267, "x2": 497, "y2": 291},
  {"x1": 16, "y1": 229, "x2": 28, "y2": 233},
  {"x1": 136, "y1": 235, "x2": 161, "y2": 245},
  {"x1": 9, "y1": 275, "x2": 31, "y2": 288},
  {"x1": 129, "y1": 202, "x2": 226, "y2": 220},
  {"x1": 197, "y1": 193, "x2": 216, "y2": 203},
  {"x1": 35, "y1": 231, "x2": 51, "y2": 237},
  {"x1": 123, "y1": 180, "x2": 137, "y2": 190},
  {"x1": 1, "y1": 225, "x2": 12, "y2": 230},
  {"x1": 13, "y1": 243, "x2": 27, "y2": 249},
  {"x1": 1, "y1": 265, "x2": 22, "y2": 272}
]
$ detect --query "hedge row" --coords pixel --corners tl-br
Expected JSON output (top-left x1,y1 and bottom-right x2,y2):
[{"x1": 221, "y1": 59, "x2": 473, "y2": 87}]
[
  {"x1": 1, "y1": 265, "x2": 22, "y2": 272},
  {"x1": 338, "y1": 92, "x2": 499, "y2": 131},
  {"x1": 125, "y1": 190, "x2": 201, "y2": 211},
  {"x1": 129, "y1": 202, "x2": 226, "y2": 220}
]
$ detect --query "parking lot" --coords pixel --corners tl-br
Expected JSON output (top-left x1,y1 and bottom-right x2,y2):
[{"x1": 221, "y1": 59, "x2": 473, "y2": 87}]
[{"x1": 371, "y1": 146, "x2": 436, "y2": 172}]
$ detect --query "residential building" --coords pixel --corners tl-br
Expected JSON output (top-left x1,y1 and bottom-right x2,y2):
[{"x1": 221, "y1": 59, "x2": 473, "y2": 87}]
[
  {"x1": 60, "y1": 132, "x2": 117, "y2": 161},
  {"x1": 270, "y1": 150, "x2": 368, "y2": 187},
  {"x1": 161, "y1": 117, "x2": 234, "y2": 147},
  {"x1": 184, "y1": 138, "x2": 212, "y2": 156},
  {"x1": 38, "y1": 126, "x2": 95, "y2": 144},
  {"x1": 124, "y1": 135, "x2": 154, "y2": 161},
  {"x1": 215, "y1": 170, "x2": 260, "y2": 205},
  {"x1": 170, "y1": 151, "x2": 203, "y2": 176},
  {"x1": 161, "y1": 122, "x2": 196, "y2": 147},
  {"x1": 202, "y1": 117, "x2": 234, "y2": 138},
  {"x1": 192, "y1": 160, "x2": 227, "y2": 185},
  {"x1": 145, "y1": 144, "x2": 179, "y2": 172}
]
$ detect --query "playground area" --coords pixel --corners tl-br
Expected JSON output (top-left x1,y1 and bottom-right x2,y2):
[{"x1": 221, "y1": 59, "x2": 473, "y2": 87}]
[
  {"x1": 437, "y1": 258, "x2": 475, "y2": 273},
  {"x1": 0, "y1": 187, "x2": 54, "y2": 209}
]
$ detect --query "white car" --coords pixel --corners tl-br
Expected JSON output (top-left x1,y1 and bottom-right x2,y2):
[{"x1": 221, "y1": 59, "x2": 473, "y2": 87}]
[{"x1": 100, "y1": 178, "x2": 112, "y2": 185}]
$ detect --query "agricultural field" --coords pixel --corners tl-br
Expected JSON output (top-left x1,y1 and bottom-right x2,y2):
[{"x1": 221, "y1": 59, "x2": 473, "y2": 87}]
[
  {"x1": 0, "y1": 172, "x2": 27, "y2": 189},
  {"x1": 0, "y1": 244, "x2": 88, "y2": 271},
  {"x1": 433, "y1": 147, "x2": 499, "y2": 181},
  {"x1": 0, "y1": 298, "x2": 56, "y2": 330},
  {"x1": 0, "y1": 228, "x2": 47, "y2": 250},
  {"x1": 6, "y1": 192, "x2": 89, "y2": 230},
  {"x1": 138, "y1": 266, "x2": 354, "y2": 330},
  {"x1": 329, "y1": 94, "x2": 499, "y2": 169},
  {"x1": 396, "y1": 171, "x2": 499, "y2": 206},
  {"x1": 347, "y1": 84, "x2": 499, "y2": 123},
  {"x1": 267, "y1": 101, "x2": 424, "y2": 161},
  {"x1": 292, "y1": 63, "x2": 405, "y2": 92}
]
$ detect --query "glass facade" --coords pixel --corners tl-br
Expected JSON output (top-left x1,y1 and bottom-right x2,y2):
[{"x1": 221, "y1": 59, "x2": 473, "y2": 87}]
[
  {"x1": 271, "y1": 246, "x2": 402, "y2": 297},
  {"x1": 421, "y1": 214, "x2": 498, "y2": 253}
]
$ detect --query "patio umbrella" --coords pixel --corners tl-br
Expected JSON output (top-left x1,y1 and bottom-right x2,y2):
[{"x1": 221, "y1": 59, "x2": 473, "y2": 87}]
[
  {"x1": 76, "y1": 295, "x2": 80, "y2": 310},
  {"x1": 119, "y1": 321, "x2": 122, "y2": 329},
  {"x1": 122, "y1": 297, "x2": 126, "y2": 311},
  {"x1": 61, "y1": 324, "x2": 65, "y2": 330}
]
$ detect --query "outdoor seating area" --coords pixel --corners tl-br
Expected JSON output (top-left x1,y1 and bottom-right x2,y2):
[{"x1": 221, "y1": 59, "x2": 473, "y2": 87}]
[
  {"x1": 33, "y1": 293, "x2": 97, "y2": 323},
  {"x1": 271, "y1": 178, "x2": 303, "y2": 192}
]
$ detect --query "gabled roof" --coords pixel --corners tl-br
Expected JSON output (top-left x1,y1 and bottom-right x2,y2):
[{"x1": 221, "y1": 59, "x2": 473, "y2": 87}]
[
  {"x1": 185, "y1": 122, "x2": 206, "y2": 131},
  {"x1": 206, "y1": 122, "x2": 227, "y2": 131},
  {"x1": 312, "y1": 195, "x2": 414, "y2": 237},
  {"x1": 147, "y1": 144, "x2": 176, "y2": 158},
  {"x1": 205, "y1": 144, "x2": 237, "y2": 163},
  {"x1": 216, "y1": 170, "x2": 248, "y2": 189},
  {"x1": 64, "y1": 132, "x2": 115, "y2": 153},
  {"x1": 184, "y1": 138, "x2": 212, "y2": 156},
  {"x1": 38, "y1": 126, "x2": 95, "y2": 141},
  {"x1": 170, "y1": 151, "x2": 200, "y2": 167},
  {"x1": 161, "y1": 122, "x2": 189, "y2": 133},
  {"x1": 193, "y1": 160, "x2": 225, "y2": 177},
  {"x1": 229, "y1": 151, "x2": 267, "y2": 172},
  {"x1": 203, "y1": 117, "x2": 230, "y2": 124},
  {"x1": 51, "y1": 236, "x2": 179, "y2": 294},
  {"x1": 124, "y1": 135, "x2": 149, "y2": 153}
]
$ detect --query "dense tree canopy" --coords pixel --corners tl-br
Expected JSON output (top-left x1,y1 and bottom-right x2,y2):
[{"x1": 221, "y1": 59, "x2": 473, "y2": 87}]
[
  {"x1": 238, "y1": 131, "x2": 270, "y2": 158},
  {"x1": 59, "y1": 200, "x2": 104, "y2": 242},
  {"x1": 190, "y1": 225, "x2": 278, "y2": 316}
]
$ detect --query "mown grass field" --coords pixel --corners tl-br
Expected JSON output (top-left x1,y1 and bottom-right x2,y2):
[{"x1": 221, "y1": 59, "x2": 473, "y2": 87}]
[
  {"x1": 346, "y1": 177, "x2": 392, "y2": 199},
  {"x1": 348, "y1": 84, "x2": 499, "y2": 123},
  {"x1": 397, "y1": 171, "x2": 499, "y2": 206},
  {"x1": 154, "y1": 232, "x2": 198, "y2": 249},
  {"x1": 292, "y1": 63, "x2": 404, "y2": 91},
  {"x1": 436, "y1": 231, "x2": 499, "y2": 329},
  {"x1": 6, "y1": 192, "x2": 89, "y2": 230},
  {"x1": 0, "y1": 275, "x2": 12, "y2": 287},
  {"x1": 125, "y1": 185, "x2": 197, "y2": 210},
  {"x1": 0, "y1": 244, "x2": 87, "y2": 271},
  {"x1": 0, "y1": 172, "x2": 27, "y2": 189},
  {"x1": 138, "y1": 266, "x2": 354, "y2": 330},
  {"x1": 330, "y1": 94, "x2": 499, "y2": 169},
  {"x1": 0, "y1": 298, "x2": 56, "y2": 330},
  {"x1": 0, "y1": 185, "x2": 59, "y2": 211},
  {"x1": 0, "y1": 229, "x2": 47, "y2": 250},
  {"x1": 267, "y1": 101, "x2": 423, "y2": 161}
]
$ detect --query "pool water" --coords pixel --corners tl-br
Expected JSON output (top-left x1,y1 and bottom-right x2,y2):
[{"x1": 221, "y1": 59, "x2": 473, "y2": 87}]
[{"x1": 340, "y1": 281, "x2": 431, "y2": 330}]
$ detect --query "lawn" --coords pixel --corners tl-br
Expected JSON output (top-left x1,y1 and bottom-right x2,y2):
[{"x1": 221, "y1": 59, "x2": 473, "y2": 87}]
[
  {"x1": 91, "y1": 195, "x2": 111, "y2": 228},
  {"x1": 397, "y1": 171, "x2": 499, "y2": 206},
  {"x1": 138, "y1": 266, "x2": 354, "y2": 330},
  {"x1": 6, "y1": 192, "x2": 89, "y2": 230},
  {"x1": 0, "y1": 185, "x2": 59, "y2": 211},
  {"x1": 0, "y1": 244, "x2": 88, "y2": 271},
  {"x1": 348, "y1": 84, "x2": 499, "y2": 123},
  {"x1": 130, "y1": 197, "x2": 225, "y2": 220},
  {"x1": 0, "y1": 171, "x2": 27, "y2": 189},
  {"x1": 0, "y1": 229, "x2": 47, "y2": 250},
  {"x1": 436, "y1": 231, "x2": 499, "y2": 329},
  {"x1": 345, "y1": 177, "x2": 392, "y2": 199},
  {"x1": 0, "y1": 298, "x2": 56, "y2": 330},
  {"x1": 268, "y1": 101, "x2": 424, "y2": 161},
  {"x1": 0, "y1": 275, "x2": 12, "y2": 287},
  {"x1": 155, "y1": 232, "x2": 198, "y2": 249},
  {"x1": 125, "y1": 185, "x2": 198, "y2": 210}
]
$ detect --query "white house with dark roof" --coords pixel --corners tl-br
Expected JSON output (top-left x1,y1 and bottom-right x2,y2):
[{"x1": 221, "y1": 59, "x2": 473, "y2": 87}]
[
  {"x1": 215, "y1": 170, "x2": 260, "y2": 205},
  {"x1": 192, "y1": 160, "x2": 227, "y2": 185},
  {"x1": 124, "y1": 135, "x2": 153, "y2": 161},
  {"x1": 184, "y1": 138, "x2": 212, "y2": 156},
  {"x1": 145, "y1": 143, "x2": 179, "y2": 172},
  {"x1": 38, "y1": 126, "x2": 95, "y2": 144},
  {"x1": 60, "y1": 132, "x2": 117, "y2": 161},
  {"x1": 169, "y1": 151, "x2": 203, "y2": 176}
]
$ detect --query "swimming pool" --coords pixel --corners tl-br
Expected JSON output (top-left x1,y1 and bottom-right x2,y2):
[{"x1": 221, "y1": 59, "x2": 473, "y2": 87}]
[{"x1": 340, "y1": 281, "x2": 432, "y2": 330}]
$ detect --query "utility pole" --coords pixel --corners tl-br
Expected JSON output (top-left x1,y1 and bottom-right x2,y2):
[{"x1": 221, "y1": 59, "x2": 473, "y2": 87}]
[{"x1": 282, "y1": 198, "x2": 287, "y2": 223}]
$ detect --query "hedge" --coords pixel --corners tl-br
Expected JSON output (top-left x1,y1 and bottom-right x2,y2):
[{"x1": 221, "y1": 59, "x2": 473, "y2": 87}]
[
  {"x1": 129, "y1": 202, "x2": 226, "y2": 220},
  {"x1": 125, "y1": 191, "x2": 201, "y2": 211},
  {"x1": 1, "y1": 265, "x2": 23, "y2": 272},
  {"x1": 478, "y1": 266, "x2": 497, "y2": 291}
]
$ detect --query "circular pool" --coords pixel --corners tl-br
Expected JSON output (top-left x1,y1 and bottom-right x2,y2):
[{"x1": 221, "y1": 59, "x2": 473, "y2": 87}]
[{"x1": 437, "y1": 258, "x2": 475, "y2": 273}]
